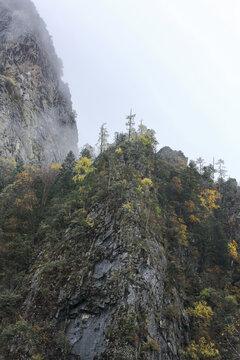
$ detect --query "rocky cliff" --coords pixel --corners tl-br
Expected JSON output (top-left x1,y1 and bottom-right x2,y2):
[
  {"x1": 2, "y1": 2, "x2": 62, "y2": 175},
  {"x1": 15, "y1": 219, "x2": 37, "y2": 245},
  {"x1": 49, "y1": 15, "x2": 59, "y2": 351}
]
[
  {"x1": 157, "y1": 147, "x2": 188, "y2": 166},
  {"x1": 0, "y1": 0, "x2": 78, "y2": 164}
]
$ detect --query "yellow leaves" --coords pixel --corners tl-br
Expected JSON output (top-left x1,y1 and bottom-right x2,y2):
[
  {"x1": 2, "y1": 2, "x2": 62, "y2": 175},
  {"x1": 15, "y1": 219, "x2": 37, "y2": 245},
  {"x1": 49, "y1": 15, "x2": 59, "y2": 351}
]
[
  {"x1": 182, "y1": 337, "x2": 219, "y2": 359},
  {"x1": 137, "y1": 128, "x2": 157, "y2": 147},
  {"x1": 138, "y1": 135, "x2": 151, "y2": 146},
  {"x1": 15, "y1": 190, "x2": 38, "y2": 212},
  {"x1": 15, "y1": 165, "x2": 37, "y2": 186},
  {"x1": 32, "y1": 325, "x2": 44, "y2": 332},
  {"x1": 0, "y1": 157, "x2": 16, "y2": 169},
  {"x1": 184, "y1": 201, "x2": 201, "y2": 223},
  {"x1": 13, "y1": 166, "x2": 38, "y2": 212},
  {"x1": 123, "y1": 202, "x2": 133, "y2": 212},
  {"x1": 5, "y1": 217, "x2": 18, "y2": 230},
  {"x1": 3, "y1": 162, "x2": 63, "y2": 213},
  {"x1": 32, "y1": 354, "x2": 42, "y2": 360},
  {"x1": 140, "y1": 178, "x2": 153, "y2": 189},
  {"x1": 181, "y1": 339, "x2": 198, "y2": 359},
  {"x1": 49, "y1": 163, "x2": 62, "y2": 172},
  {"x1": 228, "y1": 240, "x2": 238, "y2": 261},
  {"x1": 86, "y1": 214, "x2": 94, "y2": 228},
  {"x1": 171, "y1": 176, "x2": 183, "y2": 193},
  {"x1": 73, "y1": 157, "x2": 95, "y2": 183},
  {"x1": 198, "y1": 338, "x2": 219, "y2": 358},
  {"x1": 144, "y1": 338, "x2": 160, "y2": 351},
  {"x1": 199, "y1": 189, "x2": 221, "y2": 215},
  {"x1": 184, "y1": 200, "x2": 195, "y2": 211},
  {"x1": 186, "y1": 301, "x2": 214, "y2": 327},
  {"x1": 229, "y1": 286, "x2": 240, "y2": 305},
  {"x1": 221, "y1": 320, "x2": 240, "y2": 338},
  {"x1": 178, "y1": 218, "x2": 188, "y2": 246},
  {"x1": 137, "y1": 178, "x2": 153, "y2": 194},
  {"x1": 189, "y1": 214, "x2": 201, "y2": 224},
  {"x1": 171, "y1": 217, "x2": 188, "y2": 246},
  {"x1": 115, "y1": 147, "x2": 123, "y2": 154},
  {"x1": 179, "y1": 161, "x2": 187, "y2": 169}
]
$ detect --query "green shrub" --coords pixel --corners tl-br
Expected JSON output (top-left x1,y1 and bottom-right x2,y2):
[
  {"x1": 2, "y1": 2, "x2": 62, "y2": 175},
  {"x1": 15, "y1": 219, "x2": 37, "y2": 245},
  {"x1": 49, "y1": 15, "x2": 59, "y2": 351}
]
[
  {"x1": 165, "y1": 303, "x2": 181, "y2": 320},
  {"x1": 1, "y1": 319, "x2": 28, "y2": 341},
  {"x1": 0, "y1": 290, "x2": 22, "y2": 319}
]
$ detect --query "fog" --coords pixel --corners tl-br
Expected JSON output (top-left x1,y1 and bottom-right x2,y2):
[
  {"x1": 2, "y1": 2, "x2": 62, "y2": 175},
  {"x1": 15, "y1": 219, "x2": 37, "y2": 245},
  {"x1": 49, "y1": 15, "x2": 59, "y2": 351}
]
[
  {"x1": 32, "y1": 0, "x2": 240, "y2": 180},
  {"x1": 0, "y1": 0, "x2": 63, "y2": 76}
]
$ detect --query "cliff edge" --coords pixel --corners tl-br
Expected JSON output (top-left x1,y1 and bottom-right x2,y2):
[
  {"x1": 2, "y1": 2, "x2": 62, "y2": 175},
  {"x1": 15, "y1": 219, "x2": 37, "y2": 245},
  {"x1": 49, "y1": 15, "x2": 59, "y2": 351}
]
[{"x1": 0, "y1": 0, "x2": 78, "y2": 163}]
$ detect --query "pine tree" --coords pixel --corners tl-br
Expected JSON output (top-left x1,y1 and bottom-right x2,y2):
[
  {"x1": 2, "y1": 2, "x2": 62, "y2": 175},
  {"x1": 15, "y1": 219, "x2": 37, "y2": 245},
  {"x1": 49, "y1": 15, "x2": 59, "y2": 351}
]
[
  {"x1": 196, "y1": 157, "x2": 205, "y2": 175},
  {"x1": 62, "y1": 151, "x2": 76, "y2": 171},
  {"x1": 97, "y1": 123, "x2": 109, "y2": 153},
  {"x1": 126, "y1": 109, "x2": 136, "y2": 141},
  {"x1": 216, "y1": 159, "x2": 227, "y2": 180},
  {"x1": 80, "y1": 144, "x2": 95, "y2": 159}
]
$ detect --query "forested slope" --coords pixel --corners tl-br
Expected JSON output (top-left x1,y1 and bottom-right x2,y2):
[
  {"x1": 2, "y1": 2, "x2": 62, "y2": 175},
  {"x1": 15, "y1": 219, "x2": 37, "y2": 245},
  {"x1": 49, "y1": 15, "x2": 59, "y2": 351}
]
[{"x1": 0, "y1": 129, "x2": 240, "y2": 359}]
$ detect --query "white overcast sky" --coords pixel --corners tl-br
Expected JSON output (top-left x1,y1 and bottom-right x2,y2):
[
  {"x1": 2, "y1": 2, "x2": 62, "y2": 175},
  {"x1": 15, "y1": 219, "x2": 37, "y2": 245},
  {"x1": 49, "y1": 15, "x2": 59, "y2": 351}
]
[{"x1": 33, "y1": 0, "x2": 240, "y2": 181}]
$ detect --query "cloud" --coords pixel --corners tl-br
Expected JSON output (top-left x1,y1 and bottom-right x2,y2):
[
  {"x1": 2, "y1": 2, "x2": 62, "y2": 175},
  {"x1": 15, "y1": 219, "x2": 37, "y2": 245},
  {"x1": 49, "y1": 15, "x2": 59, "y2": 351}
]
[{"x1": 0, "y1": 0, "x2": 63, "y2": 76}]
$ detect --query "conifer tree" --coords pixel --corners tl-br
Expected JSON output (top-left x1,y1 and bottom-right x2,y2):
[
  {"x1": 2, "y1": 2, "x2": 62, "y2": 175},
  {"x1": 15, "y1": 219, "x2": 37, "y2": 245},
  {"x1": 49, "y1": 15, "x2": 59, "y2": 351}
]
[
  {"x1": 16, "y1": 156, "x2": 24, "y2": 173},
  {"x1": 126, "y1": 109, "x2": 136, "y2": 141},
  {"x1": 138, "y1": 120, "x2": 147, "y2": 136},
  {"x1": 196, "y1": 157, "x2": 205, "y2": 175},
  {"x1": 97, "y1": 123, "x2": 109, "y2": 153},
  {"x1": 216, "y1": 159, "x2": 227, "y2": 180},
  {"x1": 62, "y1": 151, "x2": 76, "y2": 171},
  {"x1": 80, "y1": 144, "x2": 95, "y2": 159}
]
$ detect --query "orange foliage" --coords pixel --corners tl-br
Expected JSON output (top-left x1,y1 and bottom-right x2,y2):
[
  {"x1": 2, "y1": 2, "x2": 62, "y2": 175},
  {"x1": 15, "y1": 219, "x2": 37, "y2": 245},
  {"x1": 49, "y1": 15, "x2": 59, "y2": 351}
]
[
  {"x1": 14, "y1": 166, "x2": 38, "y2": 212},
  {"x1": 171, "y1": 176, "x2": 183, "y2": 193},
  {"x1": 189, "y1": 214, "x2": 201, "y2": 223},
  {"x1": 185, "y1": 200, "x2": 195, "y2": 211},
  {"x1": 171, "y1": 217, "x2": 188, "y2": 245}
]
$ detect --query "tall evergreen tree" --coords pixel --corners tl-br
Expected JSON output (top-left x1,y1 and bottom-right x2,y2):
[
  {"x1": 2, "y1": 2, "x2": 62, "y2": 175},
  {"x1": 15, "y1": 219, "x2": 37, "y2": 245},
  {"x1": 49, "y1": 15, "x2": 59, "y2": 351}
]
[
  {"x1": 97, "y1": 123, "x2": 109, "y2": 153},
  {"x1": 126, "y1": 109, "x2": 136, "y2": 141}
]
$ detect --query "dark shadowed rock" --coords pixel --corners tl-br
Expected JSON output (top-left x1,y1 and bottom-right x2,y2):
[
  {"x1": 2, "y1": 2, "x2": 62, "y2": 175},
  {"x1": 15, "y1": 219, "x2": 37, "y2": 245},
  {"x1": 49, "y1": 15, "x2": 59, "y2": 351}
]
[
  {"x1": 0, "y1": 0, "x2": 78, "y2": 163},
  {"x1": 157, "y1": 146, "x2": 188, "y2": 166}
]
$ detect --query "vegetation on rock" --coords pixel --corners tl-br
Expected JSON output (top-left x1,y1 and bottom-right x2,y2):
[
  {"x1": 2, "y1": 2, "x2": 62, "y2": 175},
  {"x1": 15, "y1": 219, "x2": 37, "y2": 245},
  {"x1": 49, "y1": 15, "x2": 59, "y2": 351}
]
[{"x1": 0, "y1": 124, "x2": 240, "y2": 359}]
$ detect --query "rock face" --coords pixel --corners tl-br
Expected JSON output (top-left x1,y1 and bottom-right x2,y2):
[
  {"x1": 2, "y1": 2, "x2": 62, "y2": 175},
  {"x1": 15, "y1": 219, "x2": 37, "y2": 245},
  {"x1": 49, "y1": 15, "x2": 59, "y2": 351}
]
[
  {"x1": 22, "y1": 203, "x2": 189, "y2": 360},
  {"x1": 62, "y1": 214, "x2": 188, "y2": 360},
  {"x1": 0, "y1": 0, "x2": 78, "y2": 164},
  {"x1": 158, "y1": 147, "x2": 188, "y2": 166},
  {"x1": 14, "y1": 145, "x2": 191, "y2": 359}
]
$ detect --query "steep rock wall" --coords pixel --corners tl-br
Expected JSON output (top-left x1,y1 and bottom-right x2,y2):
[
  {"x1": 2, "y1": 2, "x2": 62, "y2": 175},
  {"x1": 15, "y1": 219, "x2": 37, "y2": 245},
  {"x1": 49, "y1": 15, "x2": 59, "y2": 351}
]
[
  {"x1": 21, "y1": 203, "x2": 189, "y2": 360},
  {"x1": 0, "y1": 0, "x2": 78, "y2": 163}
]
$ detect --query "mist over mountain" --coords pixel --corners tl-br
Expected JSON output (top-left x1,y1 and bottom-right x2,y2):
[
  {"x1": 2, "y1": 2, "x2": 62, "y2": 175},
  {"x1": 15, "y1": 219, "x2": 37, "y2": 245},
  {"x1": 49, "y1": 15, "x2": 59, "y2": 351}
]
[{"x1": 0, "y1": 0, "x2": 78, "y2": 164}]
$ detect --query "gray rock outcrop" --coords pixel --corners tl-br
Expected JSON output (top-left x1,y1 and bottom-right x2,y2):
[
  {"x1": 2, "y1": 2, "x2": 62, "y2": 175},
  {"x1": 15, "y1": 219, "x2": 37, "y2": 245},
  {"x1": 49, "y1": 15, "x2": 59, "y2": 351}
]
[
  {"x1": 23, "y1": 203, "x2": 189, "y2": 360},
  {"x1": 158, "y1": 146, "x2": 188, "y2": 166},
  {"x1": 0, "y1": 0, "x2": 78, "y2": 164}
]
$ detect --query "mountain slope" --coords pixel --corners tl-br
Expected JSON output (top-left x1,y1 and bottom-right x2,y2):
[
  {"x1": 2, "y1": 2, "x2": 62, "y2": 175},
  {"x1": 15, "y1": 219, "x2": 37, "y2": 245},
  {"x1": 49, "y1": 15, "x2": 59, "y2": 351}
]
[{"x1": 0, "y1": 135, "x2": 240, "y2": 359}]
